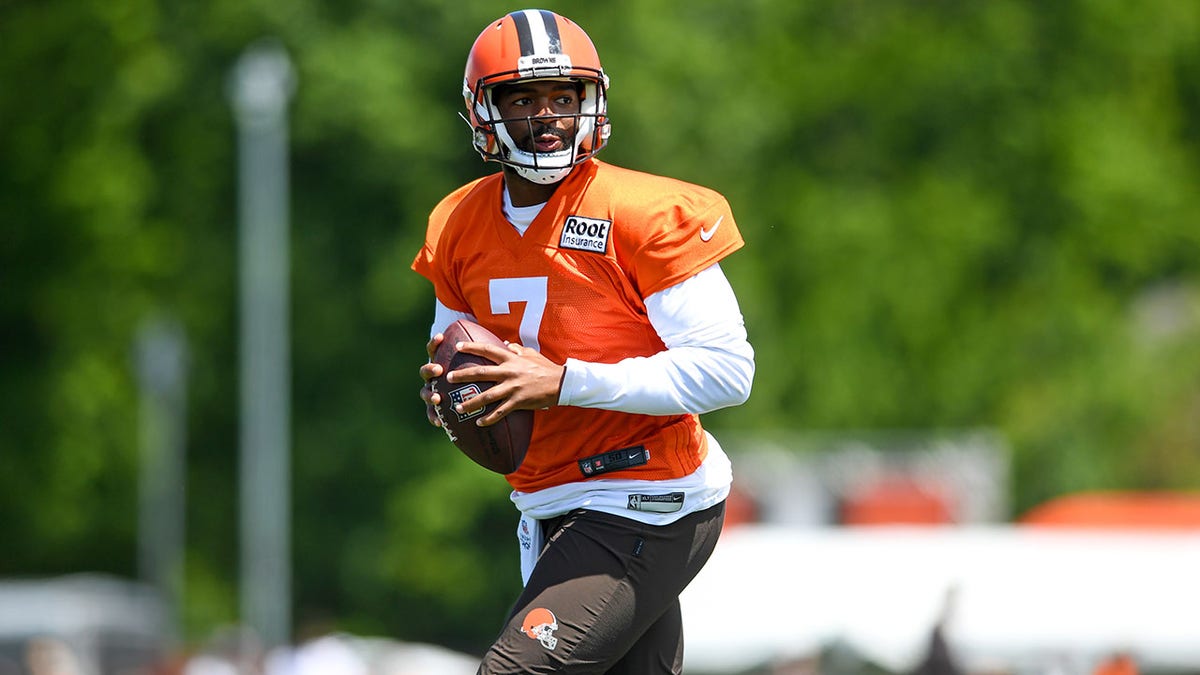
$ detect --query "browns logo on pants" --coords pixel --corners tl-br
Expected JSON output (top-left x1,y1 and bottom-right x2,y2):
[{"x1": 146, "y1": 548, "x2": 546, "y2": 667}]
[{"x1": 478, "y1": 501, "x2": 726, "y2": 674}]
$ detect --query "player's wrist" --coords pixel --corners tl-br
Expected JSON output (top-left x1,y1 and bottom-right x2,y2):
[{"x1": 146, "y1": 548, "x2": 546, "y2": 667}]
[
  {"x1": 550, "y1": 363, "x2": 567, "y2": 408},
  {"x1": 556, "y1": 358, "x2": 582, "y2": 406}
]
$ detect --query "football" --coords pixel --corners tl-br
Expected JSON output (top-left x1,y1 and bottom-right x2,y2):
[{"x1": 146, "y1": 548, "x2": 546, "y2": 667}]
[{"x1": 430, "y1": 320, "x2": 533, "y2": 474}]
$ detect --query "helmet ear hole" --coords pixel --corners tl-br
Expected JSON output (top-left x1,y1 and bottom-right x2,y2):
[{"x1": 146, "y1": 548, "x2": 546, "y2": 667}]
[{"x1": 472, "y1": 127, "x2": 494, "y2": 155}]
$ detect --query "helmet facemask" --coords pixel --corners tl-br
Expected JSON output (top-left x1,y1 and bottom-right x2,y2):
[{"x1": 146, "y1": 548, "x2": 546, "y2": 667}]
[{"x1": 467, "y1": 76, "x2": 610, "y2": 185}]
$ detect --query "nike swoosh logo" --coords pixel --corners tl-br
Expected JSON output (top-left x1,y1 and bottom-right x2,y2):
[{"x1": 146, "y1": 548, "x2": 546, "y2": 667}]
[{"x1": 699, "y1": 215, "x2": 723, "y2": 242}]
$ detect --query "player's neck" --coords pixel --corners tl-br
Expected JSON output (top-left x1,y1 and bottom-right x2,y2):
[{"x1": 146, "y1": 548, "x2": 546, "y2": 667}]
[{"x1": 502, "y1": 187, "x2": 544, "y2": 236}]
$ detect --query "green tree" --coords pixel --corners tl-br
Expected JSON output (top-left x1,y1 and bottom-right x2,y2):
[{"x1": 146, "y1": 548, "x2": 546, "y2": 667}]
[{"x1": 2, "y1": 0, "x2": 1199, "y2": 657}]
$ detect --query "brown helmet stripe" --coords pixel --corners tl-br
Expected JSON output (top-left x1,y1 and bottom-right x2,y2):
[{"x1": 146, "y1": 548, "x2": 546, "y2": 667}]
[{"x1": 509, "y1": 9, "x2": 563, "y2": 57}]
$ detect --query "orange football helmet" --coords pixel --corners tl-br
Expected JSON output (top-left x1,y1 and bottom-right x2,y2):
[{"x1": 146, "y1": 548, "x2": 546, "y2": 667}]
[{"x1": 463, "y1": 9, "x2": 611, "y2": 184}]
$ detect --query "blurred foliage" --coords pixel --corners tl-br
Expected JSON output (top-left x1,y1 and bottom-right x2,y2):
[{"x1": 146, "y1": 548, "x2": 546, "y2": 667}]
[{"x1": 2, "y1": 0, "x2": 1200, "y2": 657}]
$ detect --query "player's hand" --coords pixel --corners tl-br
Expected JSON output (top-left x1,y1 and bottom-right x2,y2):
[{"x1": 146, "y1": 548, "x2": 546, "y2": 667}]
[
  {"x1": 446, "y1": 341, "x2": 564, "y2": 426},
  {"x1": 419, "y1": 333, "x2": 445, "y2": 427}
]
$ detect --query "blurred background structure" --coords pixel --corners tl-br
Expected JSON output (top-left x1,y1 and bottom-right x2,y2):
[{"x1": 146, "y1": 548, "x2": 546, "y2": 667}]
[{"x1": 2, "y1": 1, "x2": 1200, "y2": 673}]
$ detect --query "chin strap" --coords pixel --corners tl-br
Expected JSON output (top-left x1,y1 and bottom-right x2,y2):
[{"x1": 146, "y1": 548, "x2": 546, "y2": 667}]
[{"x1": 513, "y1": 163, "x2": 572, "y2": 184}]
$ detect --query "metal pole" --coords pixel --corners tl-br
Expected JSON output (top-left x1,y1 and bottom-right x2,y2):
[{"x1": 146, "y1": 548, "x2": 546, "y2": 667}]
[
  {"x1": 230, "y1": 38, "x2": 295, "y2": 649},
  {"x1": 134, "y1": 317, "x2": 188, "y2": 642}
]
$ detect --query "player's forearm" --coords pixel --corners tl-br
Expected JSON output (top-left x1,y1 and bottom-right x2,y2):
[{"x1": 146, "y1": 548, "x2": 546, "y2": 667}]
[
  {"x1": 558, "y1": 341, "x2": 754, "y2": 414},
  {"x1": 555, "y1": 263, "x2": 754, "y2": 414}
]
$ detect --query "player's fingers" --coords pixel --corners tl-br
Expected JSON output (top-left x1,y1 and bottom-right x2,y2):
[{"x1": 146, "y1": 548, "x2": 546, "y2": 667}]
[
  {"x1": 426, "y1": 405, "x2": 442, "y2": 428},
  {"x1": 421, "y1": 383, "x2": 442, "y2": 427},
  {"x1": 444, "y1": 362, "x2": 501, "y2": 384},
  {"x1": 452, "y1": 381, "x2": 511, "y2": 422},
  {"x1": 425, "y1": 333, "x2": 444, "y2": 359},
  {"x1": 420, "y1": 361, "x2": 443, "y2": 382},
  {"x1": 454, "y1": 340, "x2": 514, "y2": 362},
  {"x1": 475, "y1": 401, "x2": 509, "y2": 427},
  {"x1": 453, "y1": 386, "x2": 492, "y2": 417}
]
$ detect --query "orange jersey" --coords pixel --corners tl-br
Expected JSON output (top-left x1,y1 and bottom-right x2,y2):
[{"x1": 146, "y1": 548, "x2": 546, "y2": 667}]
[{"x1": 412, "y1": 159, "x2": 744, "y2": 492}]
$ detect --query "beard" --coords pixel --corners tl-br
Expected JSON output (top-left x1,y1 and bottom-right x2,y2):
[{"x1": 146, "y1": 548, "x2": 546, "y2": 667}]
[{"x1": 516, "y1": 120, "x2": 573, "y2": 154}]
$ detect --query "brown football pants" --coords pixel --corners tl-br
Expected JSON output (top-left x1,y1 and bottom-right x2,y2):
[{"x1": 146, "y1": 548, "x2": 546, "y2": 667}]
[{"x1": 477, "y1": 500, "x2": 726, "y2": 674}]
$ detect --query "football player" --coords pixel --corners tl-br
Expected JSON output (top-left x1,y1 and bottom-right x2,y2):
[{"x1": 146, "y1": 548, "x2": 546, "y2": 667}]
[{"x1": 414, "y1": 9, "x2": 755, "y2": 674}]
